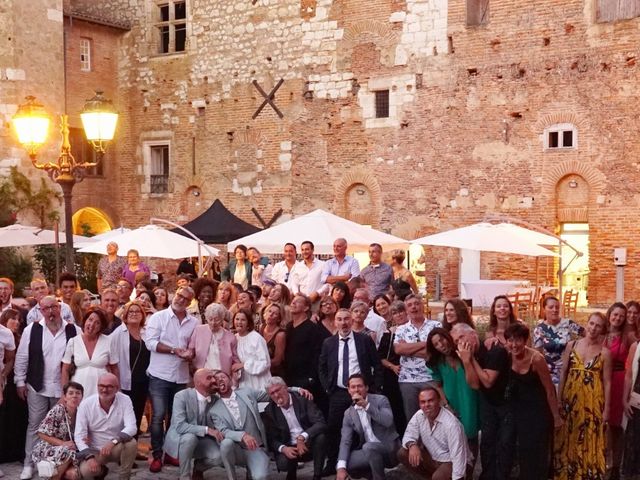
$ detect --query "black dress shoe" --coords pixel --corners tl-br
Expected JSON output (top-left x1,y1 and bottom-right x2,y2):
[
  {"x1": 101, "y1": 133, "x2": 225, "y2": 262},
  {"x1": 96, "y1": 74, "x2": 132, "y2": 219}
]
[{"x1": 321, "y1": 465, "x2": 336, "y2": 477}]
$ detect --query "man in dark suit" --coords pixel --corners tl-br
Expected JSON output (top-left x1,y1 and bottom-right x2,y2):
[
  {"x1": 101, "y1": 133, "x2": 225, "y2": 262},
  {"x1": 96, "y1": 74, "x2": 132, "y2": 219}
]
[
  {"x1": 336, "y1": 374, "x2": 399, "y2": 480},
  {"x1": 263, "y1": 377, "x2": 327, "y2": 480},
  {"x1": 318, "y1": 308, "x2": 382, "y2": 475}
]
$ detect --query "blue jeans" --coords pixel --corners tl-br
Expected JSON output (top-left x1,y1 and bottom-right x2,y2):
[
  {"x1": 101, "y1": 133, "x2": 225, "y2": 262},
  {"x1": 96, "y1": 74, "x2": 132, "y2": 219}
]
[{"x1": 148, "y1": 375, "x2": 185, "y2": 458}]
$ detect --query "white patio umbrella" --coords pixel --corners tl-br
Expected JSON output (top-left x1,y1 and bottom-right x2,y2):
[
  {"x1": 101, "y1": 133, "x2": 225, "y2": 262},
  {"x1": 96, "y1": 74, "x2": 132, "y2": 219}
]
[
  {"x1": 75, "y1": 227, "x2": 132, "y2": 249},
  {"x1": 227, "y1": 209, "x2": 410, "y2": 254},
  {"x1": 412, "y1": 222, "x2": 558, "y2": 257},
  {"x1": 0, "y1": 224, "x2": 87, "y2": 248},
  {"x1": 77, "y1": 224, "x2": 219, "y2": 259}
]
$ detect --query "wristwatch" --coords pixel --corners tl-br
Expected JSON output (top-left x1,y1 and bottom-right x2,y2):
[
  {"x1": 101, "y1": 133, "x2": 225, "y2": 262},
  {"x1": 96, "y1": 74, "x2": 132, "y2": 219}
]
[{"x1": 111, "y1": 438, "x2": 119, "y2": 445}]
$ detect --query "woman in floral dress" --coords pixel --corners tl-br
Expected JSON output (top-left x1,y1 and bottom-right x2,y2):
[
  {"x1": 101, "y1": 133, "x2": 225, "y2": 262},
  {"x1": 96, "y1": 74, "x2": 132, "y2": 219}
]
[
  {"x1": 533, "y1": 296, "x2": 584, "y2": 386},
  {"x1": 32, "y1": 382, "x2": 84, "y2": 480},
  {"x1": 553, "y1": 313, "x2": 612, "y2": 480}
]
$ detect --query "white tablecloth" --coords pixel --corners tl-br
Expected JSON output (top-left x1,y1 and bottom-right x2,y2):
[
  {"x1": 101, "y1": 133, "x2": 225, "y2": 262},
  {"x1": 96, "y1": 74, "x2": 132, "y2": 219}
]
[{"x1": 461, "y1": 280, "x2": 528, "y2": 307}]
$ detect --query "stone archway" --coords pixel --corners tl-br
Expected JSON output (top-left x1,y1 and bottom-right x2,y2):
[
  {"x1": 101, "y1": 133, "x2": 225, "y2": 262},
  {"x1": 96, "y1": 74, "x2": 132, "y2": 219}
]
[
  {"x1": 72, "y1": 207, "x2": 113, "y2": 235},
  {"x1": 540, "y1": 160, "x2": 606, "y2": 201},
  {"x1": 334, "y1": 167, "x2": 382, "y2": 227},
  {"x1": 556, "y1": 174, "x2": 589, "y2": 223}
]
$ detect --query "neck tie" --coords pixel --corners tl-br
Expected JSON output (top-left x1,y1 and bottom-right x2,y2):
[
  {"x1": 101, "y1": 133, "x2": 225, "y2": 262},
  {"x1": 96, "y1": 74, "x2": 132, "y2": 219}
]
[{"x1": 342, "y1": 337, "x2": 350, "y2": 387}]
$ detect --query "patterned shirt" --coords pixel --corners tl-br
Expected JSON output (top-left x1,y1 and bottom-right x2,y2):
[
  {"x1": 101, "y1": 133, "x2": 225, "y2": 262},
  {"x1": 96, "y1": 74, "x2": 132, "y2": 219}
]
[
  {"x1": 533, "y1": 319, "x2": 584, "y2": 384},
  {"x1": 96, "y1": 256, "x2": 127, "y2": 288},
  {"x1": 394, "y1": 319, "x2": 441, "y2": 383},
  {"x1": 360, "y1": 262, "x2": 393, "y2": 298}
]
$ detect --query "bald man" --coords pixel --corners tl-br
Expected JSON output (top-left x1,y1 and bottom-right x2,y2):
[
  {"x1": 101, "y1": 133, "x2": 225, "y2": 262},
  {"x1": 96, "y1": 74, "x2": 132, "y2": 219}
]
[
  {"x1": 164, "y1": 369, "x2": 224, "y2": 480},
  {"x1": 75, "y1": 373, "x2": 138, "y2": 479}
]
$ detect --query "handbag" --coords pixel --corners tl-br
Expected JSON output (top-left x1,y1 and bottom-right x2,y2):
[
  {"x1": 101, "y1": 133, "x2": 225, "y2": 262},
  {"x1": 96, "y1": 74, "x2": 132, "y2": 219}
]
[{"x1": 37, "y1": 460, "x2": 56, "y2": 478}]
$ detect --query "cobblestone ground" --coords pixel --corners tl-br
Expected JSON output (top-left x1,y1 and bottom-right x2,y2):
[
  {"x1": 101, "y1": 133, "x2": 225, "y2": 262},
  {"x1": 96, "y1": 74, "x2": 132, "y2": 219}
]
[{"x1": 0, "y1": 434, "x2": 480, "y2": 479}]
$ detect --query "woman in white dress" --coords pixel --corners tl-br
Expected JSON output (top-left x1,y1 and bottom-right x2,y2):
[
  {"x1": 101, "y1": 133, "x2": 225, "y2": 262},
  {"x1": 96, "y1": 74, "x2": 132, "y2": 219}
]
[
  {"x1": 61, "y1": 307, "x2": 119, "y2": 397},
  {"x1": 232, "y1": 308, "x2": 271, "y2": 390}
]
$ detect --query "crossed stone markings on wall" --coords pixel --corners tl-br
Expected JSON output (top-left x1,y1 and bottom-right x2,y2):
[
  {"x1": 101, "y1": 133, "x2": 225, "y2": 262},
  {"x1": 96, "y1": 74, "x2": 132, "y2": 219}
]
[{"x1": 252, "y1": 79, "x2": 285, "y2": 119}]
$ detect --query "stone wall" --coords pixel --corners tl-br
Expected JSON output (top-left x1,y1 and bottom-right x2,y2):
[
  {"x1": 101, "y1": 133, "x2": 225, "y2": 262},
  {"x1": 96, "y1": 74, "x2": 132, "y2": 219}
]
[{"x1": 0, "y1": 0, "x2": 65, "y2": 223}]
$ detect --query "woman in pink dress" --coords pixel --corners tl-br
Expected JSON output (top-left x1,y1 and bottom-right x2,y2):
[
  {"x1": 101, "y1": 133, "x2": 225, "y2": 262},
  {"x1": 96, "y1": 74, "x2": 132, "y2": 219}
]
[{"x1": 605, "y1": 302, "x2": 634, "y2": 480}]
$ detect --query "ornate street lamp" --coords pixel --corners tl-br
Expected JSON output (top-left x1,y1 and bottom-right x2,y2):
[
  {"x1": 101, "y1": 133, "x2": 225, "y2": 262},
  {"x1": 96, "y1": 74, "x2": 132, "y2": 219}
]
[{"x1": 12, "y1": 91, "x2": 118, "y2": 272}]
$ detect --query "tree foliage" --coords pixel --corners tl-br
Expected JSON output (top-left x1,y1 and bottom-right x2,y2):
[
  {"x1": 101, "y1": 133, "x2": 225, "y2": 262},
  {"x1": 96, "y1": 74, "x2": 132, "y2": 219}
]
[{"x1": 0, "y1": 167, "x2": 60, "y2": 292}]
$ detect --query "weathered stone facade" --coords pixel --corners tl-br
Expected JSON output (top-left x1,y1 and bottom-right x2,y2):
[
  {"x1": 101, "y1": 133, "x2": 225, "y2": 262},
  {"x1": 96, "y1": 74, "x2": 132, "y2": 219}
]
[
  {"x1": 0, "y1": 0, "x2": 64, "y2": 180},
  {"x1": 5, "y1": 0, "x2": 640, "y2": 305}
]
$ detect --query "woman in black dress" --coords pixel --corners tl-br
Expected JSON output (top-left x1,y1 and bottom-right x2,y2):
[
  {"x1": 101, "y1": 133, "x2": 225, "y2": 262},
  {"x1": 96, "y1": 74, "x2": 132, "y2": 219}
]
[
  {"x1": 377, "y1": 300, "x2": 408, "y2": 434},
  {"x1": 109, "y1": 300, "x2": 151, "y2": 435},
  {"x1": 505, "y1": 323, "x2": 561, "y2": 480},
  {"x1": 317, "y1": 297, "x2": 338, "y2": 341}
]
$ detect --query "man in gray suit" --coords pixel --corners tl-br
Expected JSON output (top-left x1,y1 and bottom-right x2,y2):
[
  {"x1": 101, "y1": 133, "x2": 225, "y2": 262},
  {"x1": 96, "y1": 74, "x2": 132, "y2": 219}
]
[
  {"x1": 336, "y1": 374, "x2": 400, "y2": 480},
  {"x1": 164, "y1": 369, "x2": 223, "y2": 480},
  {"x1": 208, "y1": 370, "x2": 271, "y2": 480}
]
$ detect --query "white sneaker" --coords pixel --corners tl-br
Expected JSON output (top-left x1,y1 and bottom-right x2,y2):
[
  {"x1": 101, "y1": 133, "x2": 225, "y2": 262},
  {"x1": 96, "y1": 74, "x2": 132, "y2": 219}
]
[{"x1": 20, "y1": 465, "x2": 33, "y2": 480}]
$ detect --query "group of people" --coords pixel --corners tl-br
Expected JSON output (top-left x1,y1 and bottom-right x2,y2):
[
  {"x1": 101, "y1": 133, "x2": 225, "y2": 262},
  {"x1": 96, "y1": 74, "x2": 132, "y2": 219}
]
[{"x1": 0, "y1": 237, "x2": 638, "y2": 480}]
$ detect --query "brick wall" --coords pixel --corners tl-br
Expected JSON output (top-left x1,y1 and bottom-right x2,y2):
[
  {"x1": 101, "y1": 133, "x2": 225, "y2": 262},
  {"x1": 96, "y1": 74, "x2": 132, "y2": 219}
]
[{"x1": 51, "y1": 0, "x2": 640, "y2": 305}]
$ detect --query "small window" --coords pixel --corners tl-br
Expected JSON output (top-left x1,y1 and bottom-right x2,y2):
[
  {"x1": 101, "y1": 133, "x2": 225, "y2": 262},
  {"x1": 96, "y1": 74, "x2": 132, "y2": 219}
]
[
  {"x1": 80, "y1": 38, "x2": 91, "y2": 72},
  {"x1": 150, "y1": 145, "x2": 170, "y2": 193},
  {"x1": 155, "y1": 1, "x2": 187, "y2": 54},
  {"x1": 69, "y1": 127, "x2": 103, "y2": 176},
  {"x1": 597, "y1": 0, "x2": 640, "y2": 22},
  {"x1": 467, "y1": 0, "x2": 489, "y2": 26},
  {"x1": 374, "y1": 90, "x2": 389, "y2": 118},
  {"x1": 544, "y1": 123, "x2": 577, "y2": 150}
]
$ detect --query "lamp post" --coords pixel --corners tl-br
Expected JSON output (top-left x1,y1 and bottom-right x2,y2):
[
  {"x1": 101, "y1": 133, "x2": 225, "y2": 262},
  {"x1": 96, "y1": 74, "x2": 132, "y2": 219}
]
[{"x1": 12, "y1": 92, "x2": 118, "y2": 272}]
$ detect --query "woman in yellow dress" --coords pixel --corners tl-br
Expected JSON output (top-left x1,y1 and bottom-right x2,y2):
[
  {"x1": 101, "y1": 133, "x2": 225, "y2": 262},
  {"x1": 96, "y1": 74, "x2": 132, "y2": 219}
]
[{"x1": 553, "y1": 312, "x2": 612, "y2": 480}]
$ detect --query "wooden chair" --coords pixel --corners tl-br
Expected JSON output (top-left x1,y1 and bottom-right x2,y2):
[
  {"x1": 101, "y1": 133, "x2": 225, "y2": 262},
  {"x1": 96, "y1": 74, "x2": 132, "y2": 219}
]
[
  {"x1": 515, "y1": 291, "x2": 534, "y2": 318},
  {"x1": 563, "y1": 289, "x2": 579, "y2": 319},
  {"x1": 507, "y1": 290, "x2": 534, "y2": 318}
]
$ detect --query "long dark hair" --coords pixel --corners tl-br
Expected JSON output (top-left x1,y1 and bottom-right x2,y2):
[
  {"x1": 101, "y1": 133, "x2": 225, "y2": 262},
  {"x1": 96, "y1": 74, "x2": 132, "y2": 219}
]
[
  {"x1": 443, "y1": 298, "x2": 475, "y2": 331},
  {"x1": 331, "y1": 281, "x2": 352, "y2": 309},
  {"x1": 425, "y1": 327, "x2": 456, "y2": 369},
  {"x1": 489, "y1": 295, "x2": 517, "y2": 333}
]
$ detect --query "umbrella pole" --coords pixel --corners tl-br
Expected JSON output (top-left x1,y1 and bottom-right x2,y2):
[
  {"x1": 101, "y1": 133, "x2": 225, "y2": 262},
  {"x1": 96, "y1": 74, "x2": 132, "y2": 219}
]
[
  {"x1": 198, "y1": 243, "x2": 203, "y2": 278},
  {"x1": 558, "y1": 240, "x2": 563, "y2": 314}
]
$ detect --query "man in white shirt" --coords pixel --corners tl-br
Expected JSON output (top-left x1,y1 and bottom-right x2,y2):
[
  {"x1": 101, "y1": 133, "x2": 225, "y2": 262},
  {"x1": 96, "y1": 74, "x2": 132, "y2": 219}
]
[
  {"x1": 270, "y1": 243, "x2": 303, "y2": 288},
  {"x1": 163, "y1": 368, "x2": 224, "y2": 480},
  {"x1": 336, "y1": 374, "x2": 399, "y2": 480},
  {"x1": 15, "y1": 295, "x2": 81, "y2": 480},
  {"x1": 0, "y1": 277, "x2": 16, "y2": 313},
  {"x1": 76, "y1": 373, "x2": 138, "y2": 479},
  {"x1": 321, "y1": 238, "x2": 361, "y2": 286},
  {"x1": 145, "y1": 286, "x2": 198, "y2": 472},
  {"x1": 398, "y1": 386, "x2": 471, "y2": 480},
  {"x1": 289, "y1": 240, "x2": 326, "y2": 302},
  {"x1": 263, "y1": 376, "x2": 327, "y2": 480},
  {"x1": 26, "y1": 278, "x2": 74, "y2": 324}
]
